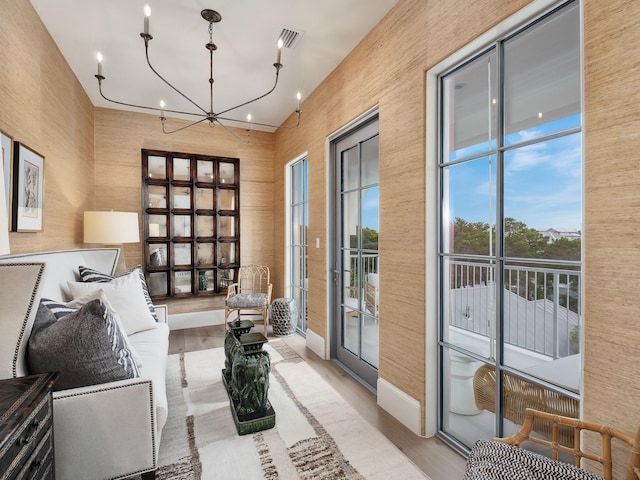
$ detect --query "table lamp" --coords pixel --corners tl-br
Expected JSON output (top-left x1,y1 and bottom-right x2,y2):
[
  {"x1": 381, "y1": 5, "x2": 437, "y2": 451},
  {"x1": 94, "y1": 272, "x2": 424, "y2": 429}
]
[{"x1": 84, "y1": 211, "x2": 139, "y2": 273}]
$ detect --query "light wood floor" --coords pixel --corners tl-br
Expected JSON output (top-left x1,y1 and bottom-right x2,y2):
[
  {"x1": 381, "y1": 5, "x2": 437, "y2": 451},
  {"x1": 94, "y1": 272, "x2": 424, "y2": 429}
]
[{"x1": 169, "y1": 325, "x2": 467, "y2": 479}]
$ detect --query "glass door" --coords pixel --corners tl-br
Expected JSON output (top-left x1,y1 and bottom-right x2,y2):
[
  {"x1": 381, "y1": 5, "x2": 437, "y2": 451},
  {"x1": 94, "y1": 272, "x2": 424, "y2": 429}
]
[{"x1": 333, "y1": 117, "x2": 379, "y2": 389}]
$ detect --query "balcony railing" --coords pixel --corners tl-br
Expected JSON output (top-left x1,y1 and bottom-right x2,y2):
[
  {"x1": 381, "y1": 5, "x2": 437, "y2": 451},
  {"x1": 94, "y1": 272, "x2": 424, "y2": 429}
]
[{"x1": 447, "y1": 260, "x2": 581, "y2": 359}]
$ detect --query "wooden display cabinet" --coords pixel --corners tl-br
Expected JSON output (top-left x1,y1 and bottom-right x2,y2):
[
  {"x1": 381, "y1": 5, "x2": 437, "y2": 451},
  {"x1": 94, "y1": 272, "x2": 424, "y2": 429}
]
[{"x1": 142, "y1": 149, "x2": 240, "y2": 299}]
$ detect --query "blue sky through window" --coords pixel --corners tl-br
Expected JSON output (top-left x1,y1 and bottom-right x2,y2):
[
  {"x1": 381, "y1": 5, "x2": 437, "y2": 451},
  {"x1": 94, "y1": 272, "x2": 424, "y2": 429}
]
[{"x1": 446, "y1": 114, "x2": 582, "y2": 231}]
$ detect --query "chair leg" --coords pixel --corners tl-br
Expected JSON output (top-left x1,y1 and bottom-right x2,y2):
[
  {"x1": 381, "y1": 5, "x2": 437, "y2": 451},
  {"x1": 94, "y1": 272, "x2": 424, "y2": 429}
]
[{"x1": 263, "y1": 306, "x2": 268, "y2": 336}]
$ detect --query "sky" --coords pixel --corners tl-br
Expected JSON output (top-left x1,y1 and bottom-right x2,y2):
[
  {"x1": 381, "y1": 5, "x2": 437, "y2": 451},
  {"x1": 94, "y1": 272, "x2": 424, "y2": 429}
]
[{"x1": 445, "y1": 115, "x2": 582, "y2": 231}]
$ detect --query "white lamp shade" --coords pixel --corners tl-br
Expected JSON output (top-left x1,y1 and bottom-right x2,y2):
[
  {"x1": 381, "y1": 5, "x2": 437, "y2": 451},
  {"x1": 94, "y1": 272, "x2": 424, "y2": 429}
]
[
  {"x1": 0, "y1": 165, "x2": 9, "y2": 255},
  {"x1": 84, "y1": 211, "x2": 140, "y2": 244}
]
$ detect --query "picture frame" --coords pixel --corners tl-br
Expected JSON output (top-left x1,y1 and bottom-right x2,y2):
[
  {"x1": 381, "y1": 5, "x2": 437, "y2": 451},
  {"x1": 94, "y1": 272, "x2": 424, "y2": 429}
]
[
  {"x1": 12, "y1": 142, "x2": 44, "y2": 232},
  {"x1": 0, "y1": 130, "x2": 12, "y2": 222}
]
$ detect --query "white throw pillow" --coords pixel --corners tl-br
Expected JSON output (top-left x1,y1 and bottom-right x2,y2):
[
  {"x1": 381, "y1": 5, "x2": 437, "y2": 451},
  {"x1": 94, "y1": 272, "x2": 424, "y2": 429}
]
[{"x1": 68, "y1": 270, "x2": 158, "y2": 335}]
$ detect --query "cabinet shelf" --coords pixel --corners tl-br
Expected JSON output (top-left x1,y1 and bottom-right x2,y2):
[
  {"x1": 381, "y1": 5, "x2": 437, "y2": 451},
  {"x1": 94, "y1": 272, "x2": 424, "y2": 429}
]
[{"x1": 143, "y1": 149, "x2": 240, "y2": 299}]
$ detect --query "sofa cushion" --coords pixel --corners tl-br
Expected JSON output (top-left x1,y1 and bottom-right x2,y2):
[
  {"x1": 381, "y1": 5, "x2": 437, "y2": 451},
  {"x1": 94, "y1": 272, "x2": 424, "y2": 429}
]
[
  {"x1": 68, "y1": 270, "x2": 158, "y2": 335},
  {"x1": 27, "y1": 298, "x2": 140, "y2": 391},
  {"x1": 129, "y1": 323, "x2": 170, "y2": 433},
  {"x1": 79, "y1": 265, "x2": 158, "y2": 322}
]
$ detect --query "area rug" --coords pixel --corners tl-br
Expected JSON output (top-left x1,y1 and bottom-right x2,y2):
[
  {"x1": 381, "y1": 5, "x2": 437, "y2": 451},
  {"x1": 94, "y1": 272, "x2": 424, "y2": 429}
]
[{"x1": 155, "y1": 340, "x2": 429, "y2": 479}]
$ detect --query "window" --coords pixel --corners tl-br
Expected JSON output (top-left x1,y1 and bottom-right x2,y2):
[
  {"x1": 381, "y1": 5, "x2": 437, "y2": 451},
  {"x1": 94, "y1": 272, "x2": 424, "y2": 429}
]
[
  {"x1": 437, "y1": 1, "x2": 582, "y2": 449},
  {"x1": 289, "y1": 156, "x2": 308, "y2": 333}
]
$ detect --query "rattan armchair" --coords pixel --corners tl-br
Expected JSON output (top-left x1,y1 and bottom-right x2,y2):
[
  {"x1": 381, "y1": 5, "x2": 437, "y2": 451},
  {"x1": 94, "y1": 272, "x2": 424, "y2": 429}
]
[
  {"x1": 497, "y1": 408, "x2": 640, "y2": 480},
  {"x1": 225, "y1": 265, "x2": 272, "y2": 335}
]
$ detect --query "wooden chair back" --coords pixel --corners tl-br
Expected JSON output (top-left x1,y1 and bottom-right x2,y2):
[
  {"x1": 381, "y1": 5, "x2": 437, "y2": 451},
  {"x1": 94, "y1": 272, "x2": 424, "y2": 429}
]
[
  {"x1": 498, "y1": 408, "x2": 640, "y2": 480},
  {"x1": 237, "y1": 265, "x2": 270, "y2": 295}
]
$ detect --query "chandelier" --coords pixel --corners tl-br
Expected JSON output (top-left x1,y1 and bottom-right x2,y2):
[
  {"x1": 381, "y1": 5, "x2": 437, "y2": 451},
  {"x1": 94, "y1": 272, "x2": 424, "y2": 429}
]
[{"x1": 94, "y1": 6, "x2": 302, "y2": 142}]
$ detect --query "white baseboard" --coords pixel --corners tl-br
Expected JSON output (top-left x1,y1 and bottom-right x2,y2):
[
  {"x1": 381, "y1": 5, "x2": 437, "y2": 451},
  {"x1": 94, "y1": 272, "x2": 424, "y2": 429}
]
[
  {"x1": 168, "y1": 309, "x2": 225, "y2": 330},
  {"x1": 377, "y1": 377, "x2": 422, "y2": 436},
  {"x1": 305, "y1": 328, "x2": 326, "y2": 359}
]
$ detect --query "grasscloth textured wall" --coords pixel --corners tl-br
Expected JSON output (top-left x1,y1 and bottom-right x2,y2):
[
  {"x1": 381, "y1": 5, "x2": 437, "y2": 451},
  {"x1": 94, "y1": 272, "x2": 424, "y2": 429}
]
[
  {"x1": 582, "y1": 0, "x2": 640, "y2": 475},
  {"x1": 4, "y1": 0, "x2": 640, "y2": 457},
  {"x1": 0, "y1": 0, "x2": 95, "y2": 251}
]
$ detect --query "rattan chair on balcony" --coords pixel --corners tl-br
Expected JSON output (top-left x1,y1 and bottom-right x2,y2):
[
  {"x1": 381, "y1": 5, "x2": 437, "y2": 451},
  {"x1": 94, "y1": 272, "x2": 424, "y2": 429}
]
[
  {"x1": 473, "y1": 363, "x2": 579, "y2": 446},
  {"x1": 225, "y1": 265, "x2": 273, "y2": 335}
]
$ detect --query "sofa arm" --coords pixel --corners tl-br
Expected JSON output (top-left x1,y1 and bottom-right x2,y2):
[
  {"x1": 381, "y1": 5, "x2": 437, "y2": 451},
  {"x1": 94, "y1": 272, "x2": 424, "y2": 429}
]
[
  {"x1": 53, "y1": 378, "x2": 157, "y2": 480},
  {"x1": 154, "y1": 304, "x2": 168, "y2": 323}
]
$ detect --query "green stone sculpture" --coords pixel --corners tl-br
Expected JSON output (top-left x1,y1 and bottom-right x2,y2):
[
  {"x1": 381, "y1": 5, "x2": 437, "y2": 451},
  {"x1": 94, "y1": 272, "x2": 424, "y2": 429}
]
[
  {"x1": 222, "y1": 321, "x2": 275, "y2": 433},
  {"x1": 231, "y1": 350, "x2": 270, "y2": 416}
]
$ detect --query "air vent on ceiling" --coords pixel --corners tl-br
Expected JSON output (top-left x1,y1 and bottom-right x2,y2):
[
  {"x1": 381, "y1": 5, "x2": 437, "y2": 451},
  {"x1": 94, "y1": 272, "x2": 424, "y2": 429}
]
[{"x1": 277, "y1": 26, "x2": 304, "y2": 49}]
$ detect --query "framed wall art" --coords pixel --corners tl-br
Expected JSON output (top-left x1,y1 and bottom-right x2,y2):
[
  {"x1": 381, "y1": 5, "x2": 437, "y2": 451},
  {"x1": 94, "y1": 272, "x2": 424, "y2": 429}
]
[
  {"x1": 12, "y1": 142, "x2": 44, "y2": 232},
  {"x1": 0, "y1": 130, "x2": 12, "y2": 221}
]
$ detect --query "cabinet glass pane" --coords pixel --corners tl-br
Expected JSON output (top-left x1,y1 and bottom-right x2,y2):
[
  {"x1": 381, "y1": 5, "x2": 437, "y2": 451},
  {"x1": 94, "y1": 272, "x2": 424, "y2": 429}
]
[
  {"x1": 148, "y1": 185, "x2": 167, "y2": 209},
  {"x1": 148, "y1": 215, "x2": 167, "y2": 237},
  {"x1": 197, "y1": 160, "x2": 214, "y2": 182},
  {"x1": 173, "y1": 187, "x2": 191, "y2": 209},
  {"x1": 148, "y1": 156, "x2": 166, "y2": 179},
  {"x1": 219, "y1": 269, "x2": 234, "y2": 289},
  {"x1": 173, "y1": 158, "x2": 191, "y2": 181},
  {"x1": 174, "y1": 244, "x2": 192, "y2": 266},
  {"x1": 173, "y1": 215, "x2": 191, "y2": 237},
  {"x1": 218, "y1": 243, "x2": 236, "y2": 264},
  {"x1": 218, "y1": 216, "x2": 235, "y2": 237},
  {"x1": 196, "y1": 188, "x2": 214, "y2": 210},
  {"x1": 197, "y1": 270, "x2": 214, "y2": 292},
  {"x1": 148, "y1": 244, "x2": 167, "y2": 266},
  {"x1": 197, "y1": 216, "x2": 214, "y2": 237},
  {"x1": 174, "y1": 271, "x2": 192, "y2": 294},
  {"x1": 219, "y1": 162, "x2": 235, "y2": 184},
  {"x1": 197, "y1": 243, "x2": 214, "y2": 265},
  {"x1": 218, "y1": 189, "x2": 235, "y2": 211},
  {"x1": 148, "y1": 272, "x2": 168, "y2": 296}
]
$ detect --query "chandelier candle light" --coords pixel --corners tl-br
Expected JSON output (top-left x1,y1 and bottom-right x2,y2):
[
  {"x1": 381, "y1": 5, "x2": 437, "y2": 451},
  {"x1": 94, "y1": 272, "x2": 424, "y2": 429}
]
[{"x1": 95, "y1": 5, "x2": 302, "y2": 142}]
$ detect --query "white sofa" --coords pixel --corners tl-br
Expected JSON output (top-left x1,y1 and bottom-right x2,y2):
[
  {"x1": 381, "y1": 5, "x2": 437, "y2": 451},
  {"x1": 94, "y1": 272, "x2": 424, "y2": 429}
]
[{"x1": 0, "y1": 248, "x2": 169, "y2": 480}]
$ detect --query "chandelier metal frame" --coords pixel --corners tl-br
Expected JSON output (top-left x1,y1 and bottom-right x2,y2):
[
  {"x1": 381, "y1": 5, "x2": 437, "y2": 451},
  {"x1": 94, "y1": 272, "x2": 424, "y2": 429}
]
[{"x1": 94, "y1": 8, "x2": 302, "y2": 142}]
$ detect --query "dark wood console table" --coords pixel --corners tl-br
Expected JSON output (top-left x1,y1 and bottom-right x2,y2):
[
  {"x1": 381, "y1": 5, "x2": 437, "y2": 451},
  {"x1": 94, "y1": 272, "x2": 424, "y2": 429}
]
[{"x1": 0, "y1": 372, "x2": 58, "y2": 480}]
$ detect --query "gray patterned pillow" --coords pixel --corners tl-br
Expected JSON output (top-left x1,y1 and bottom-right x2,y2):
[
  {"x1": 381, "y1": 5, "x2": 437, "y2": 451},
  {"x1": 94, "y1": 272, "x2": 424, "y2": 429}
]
[
  {"x1": 27, "y1": 298, "x2": 140, "y2": 391},
  {"x1": 79, "y1": 264, "x2": 158, "y2": 322}
]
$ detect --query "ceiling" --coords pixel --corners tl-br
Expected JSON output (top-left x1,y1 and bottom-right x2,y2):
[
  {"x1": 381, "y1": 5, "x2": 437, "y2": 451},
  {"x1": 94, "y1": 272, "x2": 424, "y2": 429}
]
[{"x1": 30, "y1": 0, "x2": 399, "y2": 132}]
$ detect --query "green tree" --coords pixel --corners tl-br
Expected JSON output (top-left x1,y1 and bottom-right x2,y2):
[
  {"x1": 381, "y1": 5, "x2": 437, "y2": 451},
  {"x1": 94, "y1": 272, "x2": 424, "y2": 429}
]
[
  {"x1": 542, "y1": 236, "x2": 581, "y2": 261},
  {"x1": 452, "y1": 217, "x2": 581, "y2": 261},
  {"x1": 452, "y1": 218, "x2": 493, "y2": 255},
  {"x1": 349, "y1": 227, "x2": 379, "y2": 250},
  {"x1": 503, "y1": 217, "x2": 549, "y2": 258}
]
